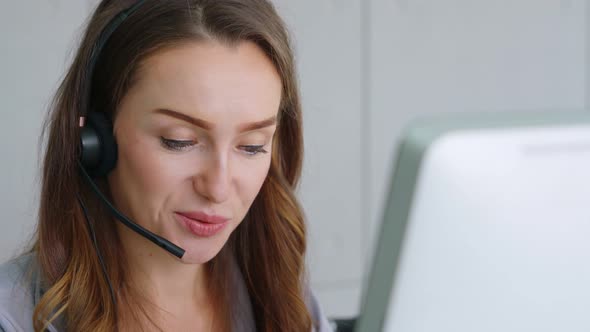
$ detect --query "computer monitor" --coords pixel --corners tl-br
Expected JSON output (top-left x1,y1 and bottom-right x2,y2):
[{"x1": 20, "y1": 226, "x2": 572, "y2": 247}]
[{"x1": 356, "y1": 111, "x2": 590, "y2": 332}]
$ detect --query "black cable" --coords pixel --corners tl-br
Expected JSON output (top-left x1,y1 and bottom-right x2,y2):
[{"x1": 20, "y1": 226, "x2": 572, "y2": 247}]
[{"x1": 77, "y1": 195, "x2": 117, "y2": 315}]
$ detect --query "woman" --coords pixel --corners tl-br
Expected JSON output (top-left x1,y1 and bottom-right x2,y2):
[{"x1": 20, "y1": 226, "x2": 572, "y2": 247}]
[{"x1": 0, "y1": 0, "x2": 332, "y2": 331}]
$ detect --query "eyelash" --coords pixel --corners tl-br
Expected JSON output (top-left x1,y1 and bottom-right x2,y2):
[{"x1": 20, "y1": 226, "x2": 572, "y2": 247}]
[
  {"x1": 159, "y1": 137, "x2": 268, "y2": 156},
  {"x1": 240, "y1": 145, "x2": 268, "y2": 156},
  {"x1": 160, "y1": 137, "x2": 194, "y2": 151}
]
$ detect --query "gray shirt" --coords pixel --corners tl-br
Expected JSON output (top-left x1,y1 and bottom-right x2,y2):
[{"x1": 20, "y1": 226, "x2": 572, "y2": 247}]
[{"x1": 0, "y1": 254, "x2": 333, "y2": 331}]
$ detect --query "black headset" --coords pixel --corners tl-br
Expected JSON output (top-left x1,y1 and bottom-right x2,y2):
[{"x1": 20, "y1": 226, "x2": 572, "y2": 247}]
[
  {"x1": 77, "y1": 0, "x2": 185, "y2": 264},
  {"x1": 79, "y1": 0, "x2": 147, "y2": 178}
]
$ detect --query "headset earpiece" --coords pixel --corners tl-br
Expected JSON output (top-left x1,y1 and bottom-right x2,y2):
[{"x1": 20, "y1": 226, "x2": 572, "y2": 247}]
[{"x1": 79, "y1": 112, "x2": 118, "y2": 177}]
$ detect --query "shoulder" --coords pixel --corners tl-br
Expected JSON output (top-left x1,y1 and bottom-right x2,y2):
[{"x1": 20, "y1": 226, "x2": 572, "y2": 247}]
[
  {"x1": 305, "y1": 287, "x2": 335, "y2": 332},
  {"x1": 228, "y1": 254, "x2": 334, "y2": 331},
  {"x1": 0, "y1": 253, "x2": 37, "y2": 331}
]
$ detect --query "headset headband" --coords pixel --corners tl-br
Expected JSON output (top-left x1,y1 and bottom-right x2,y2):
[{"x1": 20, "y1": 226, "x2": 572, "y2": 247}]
[{"x1": 79, "y1": 0, "x2": 147, "y2": 127}]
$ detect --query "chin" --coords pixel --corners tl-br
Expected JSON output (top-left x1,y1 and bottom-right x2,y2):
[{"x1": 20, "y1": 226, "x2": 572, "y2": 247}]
[
  {"x1": 171, "y1": 221, "x2": 237, "y2": 264},
  {"x1": 177, "y1": 239, "x2": 229, "y2": 264}
]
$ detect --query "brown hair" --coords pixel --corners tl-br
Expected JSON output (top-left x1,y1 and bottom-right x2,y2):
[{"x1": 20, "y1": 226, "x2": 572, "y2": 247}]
[{"x1": 33, "y1": 0, "x2": 311, "y2": 331}]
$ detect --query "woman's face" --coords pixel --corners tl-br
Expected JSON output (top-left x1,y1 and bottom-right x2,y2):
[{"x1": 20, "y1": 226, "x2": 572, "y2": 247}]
[{"x1": 108, "y1": 40, "x2": 282, "y2": 264}]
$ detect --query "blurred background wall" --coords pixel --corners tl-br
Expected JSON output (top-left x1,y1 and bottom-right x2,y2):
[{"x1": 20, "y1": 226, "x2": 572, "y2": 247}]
[{"x1": 0, "y1": 0, "x2": 586, "y2": 318}]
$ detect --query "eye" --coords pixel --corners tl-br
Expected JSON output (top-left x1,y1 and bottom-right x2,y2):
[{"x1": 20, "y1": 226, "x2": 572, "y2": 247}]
[
  {"x1": 239, "y1": 145, "x2": 268, "y2": 156},
  {"x1": 160, "y1": 137, "x2": 196, "y2": 151}
]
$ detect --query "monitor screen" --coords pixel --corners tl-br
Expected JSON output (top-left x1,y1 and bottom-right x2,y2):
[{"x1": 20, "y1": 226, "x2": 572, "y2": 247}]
[{"x1": 357, "y1": 111, "x2": 590, "y2": 332}]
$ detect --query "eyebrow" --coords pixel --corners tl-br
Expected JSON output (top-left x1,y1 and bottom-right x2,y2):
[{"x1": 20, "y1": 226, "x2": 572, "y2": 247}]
[{"x1": 153, "y1": 108, "x2": 277, "y2": 132}]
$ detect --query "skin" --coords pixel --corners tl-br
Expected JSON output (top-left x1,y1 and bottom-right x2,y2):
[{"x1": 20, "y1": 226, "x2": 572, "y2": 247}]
[{"x1": 107, "y1": 39, "x2": 282, "y2": 330}]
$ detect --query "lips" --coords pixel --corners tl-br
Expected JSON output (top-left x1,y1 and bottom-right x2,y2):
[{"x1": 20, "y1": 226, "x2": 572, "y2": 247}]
[
  {"x1": 175, "y1": 211, "x2": 229, "y2": 224},
  {"x1": 174, "y1": 211, "x2": 229, "y2": 238}
]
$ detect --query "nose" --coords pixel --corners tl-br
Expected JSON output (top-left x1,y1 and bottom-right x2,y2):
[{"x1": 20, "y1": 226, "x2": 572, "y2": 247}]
[{"x1": 193, "y1": 153, "x2": 231, "y2": 204}]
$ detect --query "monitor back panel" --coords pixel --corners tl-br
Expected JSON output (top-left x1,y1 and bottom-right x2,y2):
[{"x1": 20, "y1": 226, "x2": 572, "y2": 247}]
[{"x1": 357, "y1": 112, "x2": 590, "y2": 332}]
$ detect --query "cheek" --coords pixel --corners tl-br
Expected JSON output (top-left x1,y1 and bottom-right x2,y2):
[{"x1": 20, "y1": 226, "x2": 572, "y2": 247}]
[
  {"x1": 115, "y1": 133, "x2": 184, "y2": 203},
  {"x1": 236, "y1": 157, "x2": 272, "y2": 208}
]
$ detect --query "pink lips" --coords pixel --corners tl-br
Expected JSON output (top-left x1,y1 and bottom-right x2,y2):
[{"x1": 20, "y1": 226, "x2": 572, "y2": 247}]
[{"x1": 175, "y1": 211, "x2": 229, "y2": 237}]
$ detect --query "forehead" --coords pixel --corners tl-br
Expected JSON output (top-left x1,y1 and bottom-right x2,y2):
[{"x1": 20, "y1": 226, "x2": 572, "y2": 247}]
[{"x1": 127, "y1": 40, "x2": 283, "y2": 123}]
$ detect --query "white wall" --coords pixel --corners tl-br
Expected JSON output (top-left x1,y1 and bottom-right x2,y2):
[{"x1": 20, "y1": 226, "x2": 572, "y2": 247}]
[
  {"x1": 0, "y1": 2, "x2": 90, "y2": 258},
  {"x1": 0, "y1": 0, "x2": 587, "y2": 319}
]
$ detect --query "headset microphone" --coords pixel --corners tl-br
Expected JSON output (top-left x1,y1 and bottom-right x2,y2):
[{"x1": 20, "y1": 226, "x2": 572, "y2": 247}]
[{"x1": 78, "y1": 162, "x2": 185, "y2": 259}]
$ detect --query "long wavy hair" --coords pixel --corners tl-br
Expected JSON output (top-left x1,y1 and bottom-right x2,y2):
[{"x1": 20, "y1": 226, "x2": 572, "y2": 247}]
[{"x1": 33, "y1": 0, "x2": 311, "y2": 331}]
